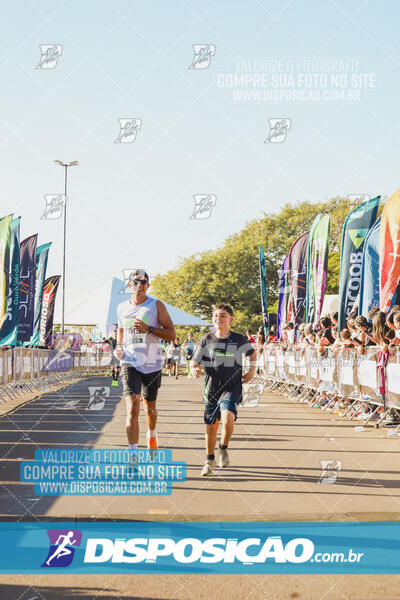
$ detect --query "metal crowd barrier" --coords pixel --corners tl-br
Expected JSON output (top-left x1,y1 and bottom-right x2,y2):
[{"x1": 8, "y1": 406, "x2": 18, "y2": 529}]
[
  {"x1": 0, "y1": 348, "x2": 113, "y2": 403},
  {"x1": 262, "y1": 344, "x2": 400, "y2": 427}
]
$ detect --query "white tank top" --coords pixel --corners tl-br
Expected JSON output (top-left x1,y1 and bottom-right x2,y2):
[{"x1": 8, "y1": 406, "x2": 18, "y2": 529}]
[{"x1": 117, "y1": 296, "x2": 162, "y2": 373}]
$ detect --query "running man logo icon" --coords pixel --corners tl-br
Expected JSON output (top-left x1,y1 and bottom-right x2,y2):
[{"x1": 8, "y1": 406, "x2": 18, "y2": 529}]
[
  {"x1": 42, "y1": 529, "x2": 82, "y2": 567},
  {"x1": 265, "y1": 118, "x2": 291, "y2": 143},
  {"x1": 41, "y1": 195, "x2": 65, "y2": 220},
  {"x1": 242, "y1": 382, "x2": 264, "y2": 407},
  {"x1": 36, "y1": 44, "x2": 63, "y2": 69},
  {"x1": 87, "y1": 386, "x2": 110, "y2": 411},
  {"x1": 318, "y1": 460, "x2": 342, "y2": 485},
  {"x1": 114, "y1": 118, "x2": 142, "y2": 143},
  {"x1": 188, "y1": 44, "x2": 216, "y2": 69},
  {"x1": 189, "y1": 195, "x2": 217, "y2": 220}
]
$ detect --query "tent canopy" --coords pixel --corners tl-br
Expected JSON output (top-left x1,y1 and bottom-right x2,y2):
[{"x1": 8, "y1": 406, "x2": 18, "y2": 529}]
[{"x1": 106, "y1": 278, "x2": 211, "y2": 331}]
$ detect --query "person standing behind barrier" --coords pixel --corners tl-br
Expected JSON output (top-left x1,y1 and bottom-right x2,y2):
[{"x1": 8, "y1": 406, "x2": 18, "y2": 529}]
[
  {"x1": 267, "y1": 325, "x2": 277, "y2": 343},
  {"x1": 172, "y1": 338, "x2": 181, "y2": 379},
  {"x1": 114, "y1": 269, "x2": 176, "y2": 451},
  {"x1": 372, "y1": 311, "x2": 391, "y2": 408},
  {"x1": 107, "y1": 335, "x2": 120, "y2": 387},
  {"x1": 393, "y1": 312, "x2": 400, "y2": 345}
]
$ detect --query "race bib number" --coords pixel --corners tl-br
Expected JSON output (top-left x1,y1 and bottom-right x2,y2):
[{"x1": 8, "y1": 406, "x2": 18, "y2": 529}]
[
  {"x1": 128, "y1": 330, "x2": 147, "y2": 347},
  {"x1": 124, "y1": 318, "x2": 147, "y2": 347}
]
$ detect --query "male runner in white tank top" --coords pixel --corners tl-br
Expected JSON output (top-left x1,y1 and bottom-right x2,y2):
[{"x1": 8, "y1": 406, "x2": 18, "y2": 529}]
[{"x1": 114, "y1": 269, "x2": 176, "y2": 450}]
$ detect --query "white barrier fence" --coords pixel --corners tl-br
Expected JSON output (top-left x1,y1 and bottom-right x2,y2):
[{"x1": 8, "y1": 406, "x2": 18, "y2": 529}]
[{"x1": 0, "y1": 348, "x2": 113, "y2": 402}]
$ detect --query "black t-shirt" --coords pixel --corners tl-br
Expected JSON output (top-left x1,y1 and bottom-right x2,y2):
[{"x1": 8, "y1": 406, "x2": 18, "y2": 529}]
[{"x1": 193, "y1": 331, "x2": 254, "y2": 401}]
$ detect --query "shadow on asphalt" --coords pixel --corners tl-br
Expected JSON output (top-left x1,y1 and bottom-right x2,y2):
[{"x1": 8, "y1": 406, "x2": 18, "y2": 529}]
[
  {"x1": 0, "y1": 376, "x2": 121, "y2": 518},
  {"x1": 0, "y1": 585, "x2": 172, "y2": 600}
]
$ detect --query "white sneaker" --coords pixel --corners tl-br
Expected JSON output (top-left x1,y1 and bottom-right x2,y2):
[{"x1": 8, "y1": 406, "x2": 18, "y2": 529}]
[
  {"x1": 201, "y1": 458, "x2": 216, "y2": 476},
  {"x1": 218, "y1": 447, "x2": 230, "y2": 468}
]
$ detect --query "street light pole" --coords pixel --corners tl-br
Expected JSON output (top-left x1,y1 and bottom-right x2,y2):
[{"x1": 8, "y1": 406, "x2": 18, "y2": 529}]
[{"x1": 54, "y1": 160, "x2": 79, "y2": 335}]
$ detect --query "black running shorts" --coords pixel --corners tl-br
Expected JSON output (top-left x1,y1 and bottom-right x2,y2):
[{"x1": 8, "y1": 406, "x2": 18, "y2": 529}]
[{"x1": 120, "y1": 365, "x2": 162, "y2": 401}]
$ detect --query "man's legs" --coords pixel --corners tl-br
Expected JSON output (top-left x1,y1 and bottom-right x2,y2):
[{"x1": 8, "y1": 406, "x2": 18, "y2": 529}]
[
  {"x1": 142, "y1": 370, "x2": 162, "y2": 449},
  {"x1": 143, "y1": 399, "x2": 157, "y2": 432},
  {"x1": 125, "y1": 394, "x2": 141, "y2": 444}
]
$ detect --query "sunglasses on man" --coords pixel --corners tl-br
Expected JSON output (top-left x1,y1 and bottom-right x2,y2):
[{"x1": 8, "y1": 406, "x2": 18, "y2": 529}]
[{"x1": 131, "y1": 278, "x2": 148, "y2": 286}]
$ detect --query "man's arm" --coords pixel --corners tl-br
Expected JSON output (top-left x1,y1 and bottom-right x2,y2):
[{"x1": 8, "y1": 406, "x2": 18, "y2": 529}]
[
  {"x1": 154, "y1": 301, "x2": 176, "y2": 341},
  {"x1": 134, "y1": 301, "x2": 176, "y2": 341}
]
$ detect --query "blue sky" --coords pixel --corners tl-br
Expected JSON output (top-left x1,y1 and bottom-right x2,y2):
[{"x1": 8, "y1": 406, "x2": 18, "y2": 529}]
[{"x1": 1, "y1": 0, "x2": 400, "y2": 328}]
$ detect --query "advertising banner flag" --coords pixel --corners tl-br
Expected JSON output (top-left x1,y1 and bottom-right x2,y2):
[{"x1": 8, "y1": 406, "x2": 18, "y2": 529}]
[
  {"x1": 305, "y1": 214, "x2": 321, "y2": 323},
  {"x1": 338, "y1": 196, "x2": 380, "y2": 331},
  {"x1": 17, "y1": 234, "x2": 38, "y2": 343},
  {"x1": 0, "y1": 217, "x2": 20, "y2": 345},
  {"x1": 0, "y1": 214, "x2": 13, "y2": 330},
  {"x1": 306, "y1": 214, "x2": 330, "y2": 324},
  {"x1": 30, "y1": 243, "x2": 51, "y2": 346},
  {"x1": 39, "y1": 275, "x2": 61, "y2": 347},
  {"x1": 359, "y1": 216, "x2": 381, "y2": 319},
  {"x1": 277, "y1": 255, "x2": 289, "y2": 338},
  {"x1": 258, "y1": 245, "x2": 269, "y2": 336},
  {"x1": 288, "y1": 232, "x2": 309, "y2": 327},
  {"x1": 380, "y1": 189, "x2": 400, "y2": 312}
]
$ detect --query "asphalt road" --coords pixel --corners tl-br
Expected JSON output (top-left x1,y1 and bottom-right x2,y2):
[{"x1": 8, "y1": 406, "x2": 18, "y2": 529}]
[{"x1": 1, "y1": 373, "x2": 400, "y2": 598}]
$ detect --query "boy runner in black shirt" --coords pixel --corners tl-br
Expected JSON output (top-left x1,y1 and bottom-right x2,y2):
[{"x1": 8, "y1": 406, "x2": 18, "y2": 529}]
[{"x1": 191, "y1": 303, "x2": 256, "y2": 476}]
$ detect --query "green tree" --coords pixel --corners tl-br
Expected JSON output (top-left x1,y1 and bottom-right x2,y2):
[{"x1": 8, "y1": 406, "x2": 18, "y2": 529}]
[{"x1": 151, "y1": 197, "x2": 353, "y2": 328}]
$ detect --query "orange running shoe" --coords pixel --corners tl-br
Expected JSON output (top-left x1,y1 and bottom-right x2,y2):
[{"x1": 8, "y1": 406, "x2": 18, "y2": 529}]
[{"x1": 147, "y1": 434, "x2": 158, "y2": 450}]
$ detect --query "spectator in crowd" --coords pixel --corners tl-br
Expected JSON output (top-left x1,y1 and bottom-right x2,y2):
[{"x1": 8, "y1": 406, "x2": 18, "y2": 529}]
[
  {"x1": 303, "y1": 323, "x2": 316, "y2": 347},
  {"x1": 393, "y1": 312, "x2": 400, "y2": 345},
  {"x1": 353, "y1": 315, "x2": 369, "y2": 355},
  {"x1": 286, "y1": 322, "x2": 295, "y2": 345},
  {"x1": 246, "y1": 329, "x2": 256, "y2": 344},
  {"x1": 386, "y1": 306, "x2": 400, "y2": 331},
  {"x1": 332, "y1": 328, "x2": 354, "y2": 356},
  {"x1": 267, "y1": 325, "x2": 277, "y2": 343},
  {"x1": 330, "y1": 312, "x2": 338, "y2": 326},
  {"x1": 373, "y1": 310, "x2": 392, "y2": 408},
  {"x1": 319, "y1": 316, "x2": 335, "y2": 352}
]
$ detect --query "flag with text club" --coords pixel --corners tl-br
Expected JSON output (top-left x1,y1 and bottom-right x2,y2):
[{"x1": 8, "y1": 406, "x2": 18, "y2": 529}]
[
  {"x1": 359, "y1": 216, "x2": 381, "y2": 319},
  {"x1": 258, "y1": 245, "x2": 269, "y2": 336},
  {"x1": 39, "y1": 276, "x2": 61, "y2": 347},
  {"x1": 288, "y1": 231, "x2": 309, "y2": 328},
  {"x1": 0, "y1": 217, "x2": 20, "y2": 345},
  {"x1": 306, "y1": 214, "x2": 330, "y2": 324},
  {"x1": 338, "y1": 196, "x2": 380, "y2": 331},
  {"x1": 277, "y1": 254, "x2": 290, "y2": 339},
  {"x1": 380, "y1": 189, "x2": 400, "y2": 312},
  {"x1": 17, "y1": 234, "x2": 37, "y2": 343},
  {"x1": 0, "y1": 214, "x2": 12, "y2": 331},
  {"x1": 30, "y1": 242, "x2": 51, "y2": 346}
]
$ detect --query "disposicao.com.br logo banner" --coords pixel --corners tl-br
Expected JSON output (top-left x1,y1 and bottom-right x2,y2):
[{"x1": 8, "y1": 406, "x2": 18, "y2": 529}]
[{"x1": 1, "y1": 522, "x2": 400, "y2": 574}]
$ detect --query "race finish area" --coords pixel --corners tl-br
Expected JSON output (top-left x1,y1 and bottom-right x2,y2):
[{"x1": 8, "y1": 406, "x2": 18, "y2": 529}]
[{"x1": 0, "y1": 373, "x2": 399, "y2": 522}]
